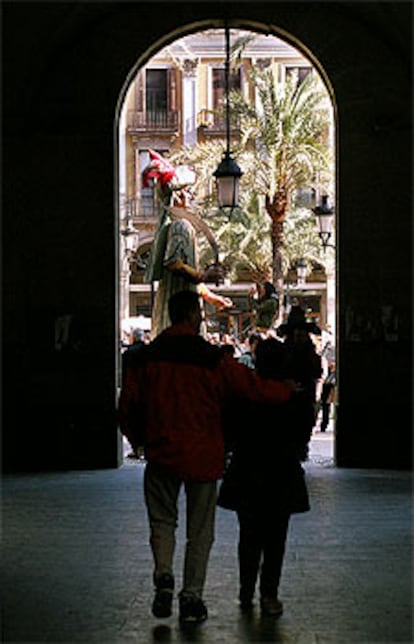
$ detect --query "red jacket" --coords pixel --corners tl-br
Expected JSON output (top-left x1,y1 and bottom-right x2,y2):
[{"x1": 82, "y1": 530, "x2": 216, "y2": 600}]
[{"x1": 118, "y1": 324, "x2": 293, "y2": 481}]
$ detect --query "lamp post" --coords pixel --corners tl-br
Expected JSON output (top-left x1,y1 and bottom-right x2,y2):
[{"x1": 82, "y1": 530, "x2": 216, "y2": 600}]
[
  {"x1": 213, "y1": 23, "x2": 243, "y2": 214},
  {"x1": 120, "y1": 215, "x2": 139, "y2": 320},
  {"x1": 313, "y1": 194, "x2": 335, "y2": 251},
  {"x1": 121, "y1": 216, "x2": 139, "y2": 258},
  {"x1": 312, "y1": 194, "x2": 336, "y2": 347}
]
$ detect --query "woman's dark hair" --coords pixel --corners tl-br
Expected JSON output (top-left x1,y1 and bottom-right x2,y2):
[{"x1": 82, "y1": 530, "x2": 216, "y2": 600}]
[
  {"x1": 255, "y1": 338, "x2": 287, "y2": 380},
  {"x1": 287, "y1": 305, "x2": 307, "y2": 326}
]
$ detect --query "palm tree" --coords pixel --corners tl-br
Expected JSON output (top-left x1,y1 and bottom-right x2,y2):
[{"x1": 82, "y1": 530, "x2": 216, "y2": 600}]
[
  {"x1": 283, "y1": 208, "x2": 322, "y2": 268},
  {"x1": 169, "y1": 62, "x2": 333, "y2": 311},
  {"x1": 232, "y1": 66, "x2": 333, "y2": 303}
]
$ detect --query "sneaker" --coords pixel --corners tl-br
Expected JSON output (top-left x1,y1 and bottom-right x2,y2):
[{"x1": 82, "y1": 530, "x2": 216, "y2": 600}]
[
  {"x1": 179, "y1": 594, "x2": 208, "y2": 625},
  {"x1": 260, "y1": 596, "x2": 283, "y2": 617},
  {"x1": 152, "y1": 573, "x2": 174, "y2": 618}
]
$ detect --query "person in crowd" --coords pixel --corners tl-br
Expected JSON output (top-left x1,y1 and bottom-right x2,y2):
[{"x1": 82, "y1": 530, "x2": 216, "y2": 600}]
[
  {"x1": 277, "y1": 305, "x2": 323, "y2": 453},
  {"x1": 141, "y1": 149, "x2": 232, "y2": 337},
  {"x1": 217, "y1": 338, "x2": 310, "y2": 617},
  {"x1": 220, "y1": 342, "x2": 236, "y2": 358},
  {"x1": 319, "y1": 361, "x2": 336, "y2": 432},
  {"x1": 321, "y1": 323, "x2": 335, "y2": 364},
  {"x1": 121, "y1": 328, "x2": 145, "y2": 383},
  {"x1": 118, "y1": 290, "x2": 297, "y2": 626},
  {"x1": 248, "y1": 281, "x2": 279, "y2": 333},
  {"x1": 121, "y1": 327, "x2": 147, "y2": 459},
  {"x1": 238, "y1": 331, "x2": 263, "y2": 370},
  {"x1": 277, "y1": 304, "x2": 321, "y2": 340}
]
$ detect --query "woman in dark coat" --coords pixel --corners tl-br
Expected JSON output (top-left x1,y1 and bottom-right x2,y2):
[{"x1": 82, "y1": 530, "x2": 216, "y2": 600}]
[
  {"x1": 277, "y1": 305, "x2": 323, "y2": 455},
  {"x1": 218, "y1": 338, "x2": 310, "y2": 617}
]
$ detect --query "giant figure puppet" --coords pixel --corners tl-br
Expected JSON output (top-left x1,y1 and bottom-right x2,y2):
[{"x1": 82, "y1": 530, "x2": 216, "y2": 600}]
[{"x1": 142, "y1": 150, "x2": 233, "y2": 337}]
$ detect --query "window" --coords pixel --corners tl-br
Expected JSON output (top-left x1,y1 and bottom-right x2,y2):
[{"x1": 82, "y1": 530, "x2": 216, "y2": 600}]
[
  {"x1": 285, "y1": 66, "x2": 312, "y2": 87},
  {"x1": 212, "y1": 67, "x2": 241, "y2": 111},
  {"x1": 145, "y1": 69, "x2": 168, "y2": 126}
]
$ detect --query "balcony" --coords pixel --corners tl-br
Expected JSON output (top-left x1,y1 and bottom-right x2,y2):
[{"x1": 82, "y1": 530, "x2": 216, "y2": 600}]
[
  {"x1": 127, "y1": 109, "x2": 179, "y2": 134},
  {"x1": 120, "y1": 196, "x2": 157, "y2": 221},
  {"x1": 197, "y1": 109, "x2": 240, "y2": 139}
]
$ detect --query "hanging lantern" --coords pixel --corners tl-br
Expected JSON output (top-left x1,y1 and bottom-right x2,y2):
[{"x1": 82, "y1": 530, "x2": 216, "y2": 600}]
[
  {"x1": 213, "y1": 23, "x2": 243, "y2": 212},
  {"x1": 213, "y1": 150, "x2": 243, "y2": 209},
  {"x1": 313, "y1": 194, "x2": 335, "y2": 250}
]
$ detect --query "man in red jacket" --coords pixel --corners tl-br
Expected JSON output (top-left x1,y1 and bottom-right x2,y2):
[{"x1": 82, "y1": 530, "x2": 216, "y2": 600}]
[{"x1": 118, "y1": 290, "x2": 295, "y2": 626}]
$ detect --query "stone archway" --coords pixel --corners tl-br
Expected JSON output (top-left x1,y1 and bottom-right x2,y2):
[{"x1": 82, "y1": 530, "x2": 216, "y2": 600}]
[
  {"x1": 115, "y1": 19, "x2": 338, "y2": 465},
  {"x1": 3, "y1": 3, "x2": 409, "y2": 472}
]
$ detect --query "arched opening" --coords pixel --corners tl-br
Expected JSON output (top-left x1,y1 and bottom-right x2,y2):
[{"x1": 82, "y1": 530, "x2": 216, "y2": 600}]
[{"x1": 115, "y1": 20, "x2": 337, "y2": 466}]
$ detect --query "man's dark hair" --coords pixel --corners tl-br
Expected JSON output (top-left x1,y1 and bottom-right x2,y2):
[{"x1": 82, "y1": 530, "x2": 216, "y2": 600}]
[{"x1": 168, "y1": 290, "x2": 200, "y2": 325}]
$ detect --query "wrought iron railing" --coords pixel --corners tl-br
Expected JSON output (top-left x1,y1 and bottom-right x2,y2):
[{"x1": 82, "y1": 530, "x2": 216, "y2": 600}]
[
  {"x1": 120, "y1": 196, "x2": 157, "y2": 220},
  {"x1": 127, "y1": 109, "x2": 179, "y2": 131}
]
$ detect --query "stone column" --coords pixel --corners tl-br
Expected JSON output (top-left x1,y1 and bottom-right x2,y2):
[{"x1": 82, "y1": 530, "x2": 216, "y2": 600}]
[
  {"x1": 182, "y1": 59, "x2": 198, "y2": 146},
  {"x1": 120, "y1": 253, "x2": 132, "y2": 323}
]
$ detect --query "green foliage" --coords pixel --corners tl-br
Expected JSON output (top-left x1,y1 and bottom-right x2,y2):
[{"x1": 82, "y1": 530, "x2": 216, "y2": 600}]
[
  {"x1": 168, "y1": 59, "x2": 334, "y2": 281},
  {"x1": 233, "y1": 67, "x2": 333, "y2": 202},
  {"x1": 283, "y1": 208, "x2": 331, "y2": 273}
]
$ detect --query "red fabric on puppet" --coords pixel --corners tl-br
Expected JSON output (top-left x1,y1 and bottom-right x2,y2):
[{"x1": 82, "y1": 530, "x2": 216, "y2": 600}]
[{"x1": 142, "y1": 149, "x2": 176, "y2": 188}]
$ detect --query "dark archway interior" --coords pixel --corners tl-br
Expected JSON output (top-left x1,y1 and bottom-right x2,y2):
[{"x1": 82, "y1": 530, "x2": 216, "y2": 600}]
[{"x1": 2, "y1": 2, "x2": 412, "y2": 472}]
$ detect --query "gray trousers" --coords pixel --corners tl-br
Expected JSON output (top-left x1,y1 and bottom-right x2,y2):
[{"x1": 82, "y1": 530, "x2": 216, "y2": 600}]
[{"x1": 143, "y1": 462, "x2": 217, "y2": 598}]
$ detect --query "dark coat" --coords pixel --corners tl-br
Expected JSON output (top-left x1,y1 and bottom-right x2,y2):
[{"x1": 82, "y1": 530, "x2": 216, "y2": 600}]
[
  {"x1": 121, "y1": 340, "x2": 146, "y2": 384},
  {"x1": 217, "y1": 395, "x2": 310, "y2": 515}
]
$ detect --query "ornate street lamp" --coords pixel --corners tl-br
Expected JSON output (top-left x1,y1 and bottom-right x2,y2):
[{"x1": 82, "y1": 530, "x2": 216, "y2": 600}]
[
  {"x1": 296, "y1": 258, "x2": 307, "y2": 286},
  {"x1": 313, "y1": 194, "x2": 335, "y2": 250},
  {"x1": 121, "y1": 217, "x2": 139, "y2": 257},
  {"x1": 213, "y1": 23, "x2": 243, "y2": 214},
  {"x1": 119, "y1": 214, "x2": 139, "y2": 323}
]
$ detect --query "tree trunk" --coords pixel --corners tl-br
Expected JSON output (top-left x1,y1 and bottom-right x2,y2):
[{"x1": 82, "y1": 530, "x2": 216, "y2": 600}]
[
  {"x1": 271, "y1": 218, "x2": 284, "y2": 290},
  {"x1": 271, "y1": 218, "x2": 285, "y2": 325},
  {"x1": 266, "y1": 189, "x2": 288, "y2": 325}
]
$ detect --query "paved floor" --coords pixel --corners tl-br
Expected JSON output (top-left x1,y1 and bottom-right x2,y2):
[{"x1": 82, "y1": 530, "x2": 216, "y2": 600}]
[{"x1": 2, "y1": 445, "x2": 413, "y2": 643}]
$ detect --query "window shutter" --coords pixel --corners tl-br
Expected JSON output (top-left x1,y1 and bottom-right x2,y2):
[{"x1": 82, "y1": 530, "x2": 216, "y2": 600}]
[
  {"x1": 136, "y1": 70, "x2": 144, "y2": 112},
  {"x1": 167, "y1": 67, "x2": 177, "y2": 111}
]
